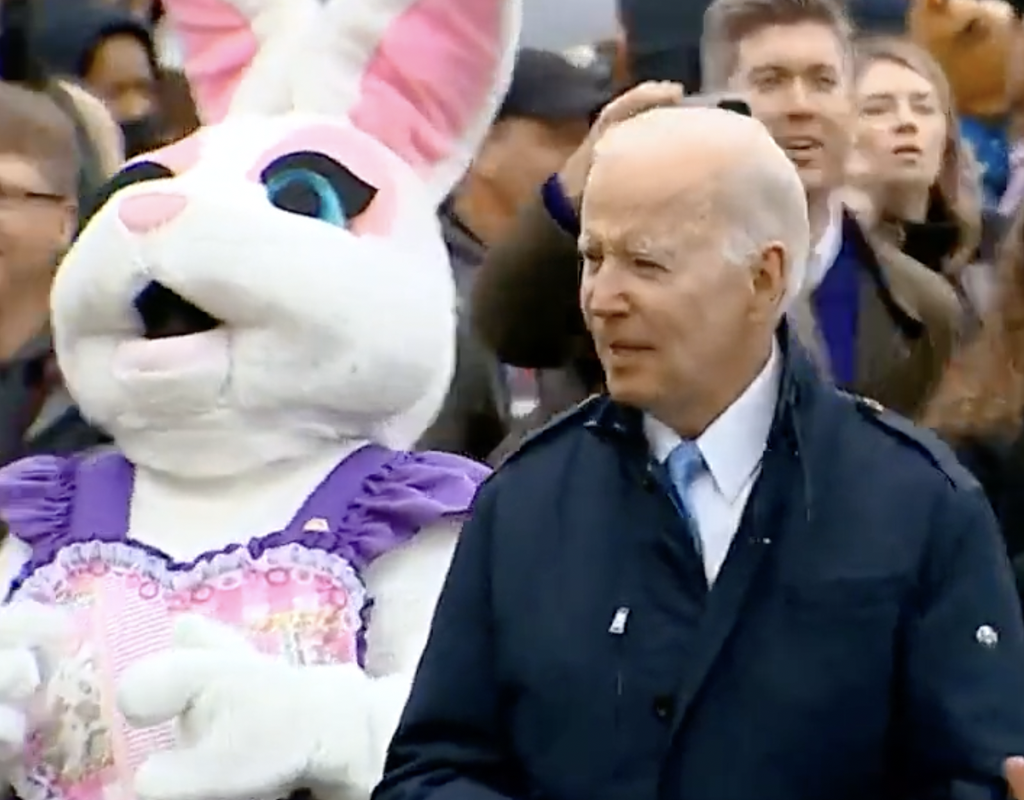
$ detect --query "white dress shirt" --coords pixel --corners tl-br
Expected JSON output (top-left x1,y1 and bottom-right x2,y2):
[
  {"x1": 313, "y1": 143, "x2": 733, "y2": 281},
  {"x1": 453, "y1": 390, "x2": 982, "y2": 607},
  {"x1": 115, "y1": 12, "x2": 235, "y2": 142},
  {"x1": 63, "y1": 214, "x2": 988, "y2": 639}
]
[
  {"x1": 644, "y1": 344, "x2": 781, "y2": 584},
  {"x1": 804, "y1": 197, "x2": 844, "y2": 290}
]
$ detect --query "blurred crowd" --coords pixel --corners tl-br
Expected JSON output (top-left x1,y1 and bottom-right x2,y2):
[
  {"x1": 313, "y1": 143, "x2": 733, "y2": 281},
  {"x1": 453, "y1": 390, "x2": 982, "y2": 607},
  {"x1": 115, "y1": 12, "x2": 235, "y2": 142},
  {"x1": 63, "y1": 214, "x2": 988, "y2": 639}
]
[{"x1": 7, "y1": 0, "x2": 1024, "y2": 588}]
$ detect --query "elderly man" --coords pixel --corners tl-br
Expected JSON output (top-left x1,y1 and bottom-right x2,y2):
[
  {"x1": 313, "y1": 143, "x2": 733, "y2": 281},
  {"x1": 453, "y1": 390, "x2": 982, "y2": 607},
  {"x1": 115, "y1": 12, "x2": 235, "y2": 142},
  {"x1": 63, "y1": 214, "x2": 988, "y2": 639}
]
[{"x1": 372, "y1": 107, "x2": 1024, "y2": 800}]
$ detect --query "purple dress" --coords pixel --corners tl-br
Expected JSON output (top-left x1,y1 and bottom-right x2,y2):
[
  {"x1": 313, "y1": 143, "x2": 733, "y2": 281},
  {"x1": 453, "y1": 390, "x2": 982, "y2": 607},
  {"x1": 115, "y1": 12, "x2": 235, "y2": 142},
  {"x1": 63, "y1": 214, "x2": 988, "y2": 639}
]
[{"x1": 0, "y1": 444, "x2": 488, "y2": 800}]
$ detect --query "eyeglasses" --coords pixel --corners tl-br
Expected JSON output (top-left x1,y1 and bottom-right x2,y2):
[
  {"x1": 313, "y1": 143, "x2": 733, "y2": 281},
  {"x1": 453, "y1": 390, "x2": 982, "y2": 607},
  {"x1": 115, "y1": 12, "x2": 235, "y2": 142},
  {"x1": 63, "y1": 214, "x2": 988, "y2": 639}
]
[{"x1": 0, "y1": 182, "x2": 67, "y2": 207}]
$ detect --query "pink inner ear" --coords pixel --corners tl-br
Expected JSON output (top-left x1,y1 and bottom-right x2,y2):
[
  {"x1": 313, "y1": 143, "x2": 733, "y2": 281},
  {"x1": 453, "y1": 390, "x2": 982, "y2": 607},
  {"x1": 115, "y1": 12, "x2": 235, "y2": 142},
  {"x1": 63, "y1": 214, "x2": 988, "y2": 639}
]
[
  {"x1": 350, "y1": 0, "x2": 504, "y2": 171},
  {"x1": 167, "y1": 0, "x2": 260, "y2": 123}
]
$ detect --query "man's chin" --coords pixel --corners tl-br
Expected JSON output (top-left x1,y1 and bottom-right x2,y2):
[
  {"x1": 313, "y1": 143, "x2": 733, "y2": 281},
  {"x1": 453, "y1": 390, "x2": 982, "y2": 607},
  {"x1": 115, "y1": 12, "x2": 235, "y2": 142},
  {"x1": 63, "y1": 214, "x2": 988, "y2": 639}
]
[
  {"x1": 605, "y1": 377, "x2": 653, "y2": 409},
  {"x1": 796, "y1": 165, "x2": 829, "y2": 194}
]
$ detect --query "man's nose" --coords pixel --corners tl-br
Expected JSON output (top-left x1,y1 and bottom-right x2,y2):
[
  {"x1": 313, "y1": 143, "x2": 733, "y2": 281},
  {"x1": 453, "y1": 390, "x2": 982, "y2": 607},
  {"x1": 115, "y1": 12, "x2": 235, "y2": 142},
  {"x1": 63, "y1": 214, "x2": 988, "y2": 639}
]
[
  {"x1": 583, "y1": 268, "x2": 630, "y2": 317},
  {"x1": 118, "y1": 192, "x2": 189, "y2": 233},
  {"x1": 784, "y1": 81, "x2": 813, "y2": 114}
]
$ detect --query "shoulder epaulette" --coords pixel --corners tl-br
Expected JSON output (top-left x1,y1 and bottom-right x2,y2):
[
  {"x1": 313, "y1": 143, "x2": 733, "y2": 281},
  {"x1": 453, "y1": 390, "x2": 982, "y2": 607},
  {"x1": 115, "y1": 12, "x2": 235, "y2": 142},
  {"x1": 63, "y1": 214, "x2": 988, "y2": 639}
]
[
  {"x1": 839, "y1": 391, "x2": 978, "y2": 491},
  {"x1": 495, "y1": 394, "x2": 602, "y2": 470}
]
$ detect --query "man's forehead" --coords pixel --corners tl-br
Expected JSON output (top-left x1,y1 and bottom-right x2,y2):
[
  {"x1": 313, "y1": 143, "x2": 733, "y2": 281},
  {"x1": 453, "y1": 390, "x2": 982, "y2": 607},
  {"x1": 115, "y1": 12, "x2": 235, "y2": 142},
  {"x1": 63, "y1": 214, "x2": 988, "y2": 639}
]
[
  {"x1": 735, "y1": 22, "x2": 848, "y2": 73},
  {"x1": 583, "y1": 189, "x2": 717, "y2": 244},
  {"x1": 0, "y1": 153, "x2": 46, "y2": 187}
]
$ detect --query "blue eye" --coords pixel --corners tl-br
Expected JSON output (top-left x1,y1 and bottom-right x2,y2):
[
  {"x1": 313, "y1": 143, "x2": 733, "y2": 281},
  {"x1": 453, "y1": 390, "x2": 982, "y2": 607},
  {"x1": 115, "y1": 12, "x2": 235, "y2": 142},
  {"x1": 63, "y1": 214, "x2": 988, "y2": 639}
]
[
  {"x1": 260, "y1": 152, "x2": 378, "y2": 229},
  {"x1": 265, "y1": 167, "x2": 346, "y2": 226}
]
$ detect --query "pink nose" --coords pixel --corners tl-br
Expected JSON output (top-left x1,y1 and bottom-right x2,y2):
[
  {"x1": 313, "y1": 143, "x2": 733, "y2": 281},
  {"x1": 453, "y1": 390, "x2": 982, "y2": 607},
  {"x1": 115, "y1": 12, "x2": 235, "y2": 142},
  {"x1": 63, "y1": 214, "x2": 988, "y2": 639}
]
[{"x1": 118, "y1": 192, "x2": 188, "y2": 233}]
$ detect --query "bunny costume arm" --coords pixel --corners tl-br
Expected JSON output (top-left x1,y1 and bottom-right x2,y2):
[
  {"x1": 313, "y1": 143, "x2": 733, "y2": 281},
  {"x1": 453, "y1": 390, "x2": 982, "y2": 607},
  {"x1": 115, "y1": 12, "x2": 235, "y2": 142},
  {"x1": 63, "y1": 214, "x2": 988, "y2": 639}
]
[{"x1": 115, "y1": 518, "x2": 463, "y2": 800}]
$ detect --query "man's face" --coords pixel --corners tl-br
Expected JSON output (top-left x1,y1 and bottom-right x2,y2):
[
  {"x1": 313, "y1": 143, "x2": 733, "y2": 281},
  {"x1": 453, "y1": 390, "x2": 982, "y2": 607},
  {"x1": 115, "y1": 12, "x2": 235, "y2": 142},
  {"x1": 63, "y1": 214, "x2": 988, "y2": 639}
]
[
  {"x1": 579, "y1": 149, "x2": 773, "y2": 415},
  {"x1": 85, "y1": 33, "x2": 157, "y2": 122},
  {"x1": 0, "y1": 155, "x2": 75, "y2": 296},
  {"x1": 730, "y1": 22, "x2": 853, "y2": 194},
  {"x1": 464, "y1": 116, "x2": 590, "y2": 244}
]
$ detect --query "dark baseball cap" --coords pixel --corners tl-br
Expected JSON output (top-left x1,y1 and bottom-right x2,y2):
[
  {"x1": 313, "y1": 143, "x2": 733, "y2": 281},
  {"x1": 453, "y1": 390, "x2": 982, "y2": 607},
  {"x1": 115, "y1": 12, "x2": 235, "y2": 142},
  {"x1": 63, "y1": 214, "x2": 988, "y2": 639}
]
[{"x1": 498, "y1": 47, "x2": 613, "y2": 124}]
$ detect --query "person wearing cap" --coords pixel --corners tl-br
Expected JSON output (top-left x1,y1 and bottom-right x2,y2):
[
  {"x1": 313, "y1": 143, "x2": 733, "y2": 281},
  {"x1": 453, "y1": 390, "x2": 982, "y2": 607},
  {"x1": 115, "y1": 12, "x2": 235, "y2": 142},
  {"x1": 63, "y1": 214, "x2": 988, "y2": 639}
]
[
  {"x1": 446, "y1": 47, "x2": 609, "y2": 265},
  {"x1": 418, "y1": 48, "x2": 609, "y2": 462}
]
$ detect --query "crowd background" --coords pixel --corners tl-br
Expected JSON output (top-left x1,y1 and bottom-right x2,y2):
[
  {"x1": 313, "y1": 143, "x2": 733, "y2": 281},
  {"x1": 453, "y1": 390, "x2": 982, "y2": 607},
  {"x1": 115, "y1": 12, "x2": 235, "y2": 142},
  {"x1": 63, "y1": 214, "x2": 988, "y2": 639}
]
[{"x1": 6, "y1": 0, "x2": 1024, "y2": 590}]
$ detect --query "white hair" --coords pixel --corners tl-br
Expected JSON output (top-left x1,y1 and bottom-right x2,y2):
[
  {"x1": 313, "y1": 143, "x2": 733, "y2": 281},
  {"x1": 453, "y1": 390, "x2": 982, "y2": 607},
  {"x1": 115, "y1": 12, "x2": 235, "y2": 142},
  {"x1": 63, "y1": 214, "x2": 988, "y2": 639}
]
[
  {"x1": 591, "y1": 106, "x2": 810, "y2": 315},
  {"x1": 717, "y1": 155, "x2": 810, "y2": 315}
]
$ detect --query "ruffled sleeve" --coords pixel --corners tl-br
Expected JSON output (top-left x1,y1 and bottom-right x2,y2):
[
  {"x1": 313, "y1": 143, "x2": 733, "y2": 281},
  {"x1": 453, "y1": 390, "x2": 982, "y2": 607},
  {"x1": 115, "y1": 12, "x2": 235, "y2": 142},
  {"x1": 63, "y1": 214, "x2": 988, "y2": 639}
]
[
  {"x1": 0, "y1": 455, "x2": 75, "y2": 549},
  {"x1": 337, "y1": 451, "x2": 489, "y2": 571}
]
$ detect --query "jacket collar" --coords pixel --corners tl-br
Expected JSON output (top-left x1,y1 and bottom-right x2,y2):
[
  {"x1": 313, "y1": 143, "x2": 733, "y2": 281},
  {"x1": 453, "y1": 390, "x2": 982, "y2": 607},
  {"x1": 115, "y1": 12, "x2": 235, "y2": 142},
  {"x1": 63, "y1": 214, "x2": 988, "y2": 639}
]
[
  {"x1": 584, "y1": 322, "x2": 814, "y2": 475},
  {"x1": 843, "y1": 211, "x2": 925, "y2": 336}
]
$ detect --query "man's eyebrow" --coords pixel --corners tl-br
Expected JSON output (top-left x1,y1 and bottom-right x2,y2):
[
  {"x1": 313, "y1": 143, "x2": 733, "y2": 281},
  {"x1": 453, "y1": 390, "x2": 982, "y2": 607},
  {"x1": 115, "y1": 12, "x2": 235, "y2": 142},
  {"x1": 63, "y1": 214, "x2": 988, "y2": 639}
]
[{"x1": 622, "y1": 234, "x2": 674, "y2": 257}]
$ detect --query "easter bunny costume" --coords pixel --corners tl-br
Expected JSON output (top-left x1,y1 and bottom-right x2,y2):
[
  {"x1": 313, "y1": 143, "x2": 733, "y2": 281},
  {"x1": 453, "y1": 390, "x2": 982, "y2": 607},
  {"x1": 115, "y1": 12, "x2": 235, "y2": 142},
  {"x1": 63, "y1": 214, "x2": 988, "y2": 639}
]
[{"x1": 0, "y1": 0, "x2": 520, "y2": 799}]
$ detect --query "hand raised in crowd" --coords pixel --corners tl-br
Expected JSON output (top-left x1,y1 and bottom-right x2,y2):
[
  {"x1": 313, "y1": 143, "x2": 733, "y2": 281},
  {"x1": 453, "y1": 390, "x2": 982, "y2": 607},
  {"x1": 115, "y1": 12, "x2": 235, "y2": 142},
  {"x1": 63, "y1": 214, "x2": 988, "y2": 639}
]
[{"x1": 558, "y1": 80, "x2": 685, "y2": 200}]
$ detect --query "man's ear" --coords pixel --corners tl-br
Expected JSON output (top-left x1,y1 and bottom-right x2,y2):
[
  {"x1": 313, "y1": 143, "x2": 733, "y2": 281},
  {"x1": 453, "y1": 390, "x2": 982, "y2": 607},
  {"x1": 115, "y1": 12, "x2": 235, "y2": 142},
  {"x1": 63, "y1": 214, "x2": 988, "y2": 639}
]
[{"x1": 751, "y1": 242, "x2": 787, "y2": 319}]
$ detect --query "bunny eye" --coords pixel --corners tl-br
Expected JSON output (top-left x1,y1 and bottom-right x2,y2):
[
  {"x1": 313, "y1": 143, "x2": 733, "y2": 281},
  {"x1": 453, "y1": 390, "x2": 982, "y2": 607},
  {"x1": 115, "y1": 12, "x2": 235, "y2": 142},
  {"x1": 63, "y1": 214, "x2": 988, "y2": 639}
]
[{"x1": 260, "y1": 152, "x2": 377, "y2": 227}]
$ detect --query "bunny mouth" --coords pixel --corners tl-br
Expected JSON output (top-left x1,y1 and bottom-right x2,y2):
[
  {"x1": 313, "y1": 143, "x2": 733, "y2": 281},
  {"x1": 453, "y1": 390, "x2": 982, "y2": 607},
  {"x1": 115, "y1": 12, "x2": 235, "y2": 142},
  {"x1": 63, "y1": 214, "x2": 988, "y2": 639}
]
[{"x1": 133, "y1": 281, "x2": 223, "y2": 340}]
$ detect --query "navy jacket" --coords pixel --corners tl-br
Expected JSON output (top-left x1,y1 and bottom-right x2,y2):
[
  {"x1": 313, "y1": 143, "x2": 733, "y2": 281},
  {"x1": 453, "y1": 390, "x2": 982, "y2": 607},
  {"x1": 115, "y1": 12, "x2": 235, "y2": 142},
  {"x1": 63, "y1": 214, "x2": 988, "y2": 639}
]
[{"x1": 374, "y1": 334, "x2": 1024, "y2": 800}]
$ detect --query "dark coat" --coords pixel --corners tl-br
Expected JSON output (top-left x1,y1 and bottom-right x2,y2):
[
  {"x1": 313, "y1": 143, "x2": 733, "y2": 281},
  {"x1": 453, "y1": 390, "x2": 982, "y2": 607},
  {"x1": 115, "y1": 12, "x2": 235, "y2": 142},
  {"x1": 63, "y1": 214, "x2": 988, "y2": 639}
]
[
  {"x1": 374, "y1": 332, "x2": 1024, "y2": 800},
  {"x1": 953, "y1": 430, "x2": 1024, "y2": 601}
]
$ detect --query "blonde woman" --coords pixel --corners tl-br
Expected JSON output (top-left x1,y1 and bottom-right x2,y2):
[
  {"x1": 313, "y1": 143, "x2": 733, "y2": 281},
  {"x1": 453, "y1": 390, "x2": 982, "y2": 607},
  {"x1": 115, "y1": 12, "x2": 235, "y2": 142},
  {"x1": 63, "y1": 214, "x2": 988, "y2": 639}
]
[{"x1": 846, "y1": 37, "x2": 982, "y2": 283}]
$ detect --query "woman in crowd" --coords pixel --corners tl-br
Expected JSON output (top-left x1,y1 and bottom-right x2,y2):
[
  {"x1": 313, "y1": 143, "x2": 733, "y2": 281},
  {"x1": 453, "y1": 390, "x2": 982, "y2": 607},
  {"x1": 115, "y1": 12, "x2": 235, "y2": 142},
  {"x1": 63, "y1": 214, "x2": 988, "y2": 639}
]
[
  {"x1": 923, "y1": 208, "x2": 1024, "y2": 583},
  {"x1": 846, "y1": 37, "x2": 985, "y2": 304}
]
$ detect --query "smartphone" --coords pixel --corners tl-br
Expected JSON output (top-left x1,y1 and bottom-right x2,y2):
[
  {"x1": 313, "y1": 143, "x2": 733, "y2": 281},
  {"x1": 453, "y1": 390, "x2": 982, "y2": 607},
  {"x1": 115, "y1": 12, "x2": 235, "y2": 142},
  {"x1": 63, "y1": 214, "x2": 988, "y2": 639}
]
[{"x1": 679, "y1": 93, "x2": 752, "y2": 117}]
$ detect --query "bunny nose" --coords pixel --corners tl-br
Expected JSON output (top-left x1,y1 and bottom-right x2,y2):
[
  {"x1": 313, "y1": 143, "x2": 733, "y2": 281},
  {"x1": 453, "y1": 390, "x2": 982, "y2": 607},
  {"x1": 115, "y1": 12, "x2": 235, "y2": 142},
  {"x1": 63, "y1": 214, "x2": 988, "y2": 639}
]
[{"x1": 118, "y1": 192, "x2": 188, "y2": 233}]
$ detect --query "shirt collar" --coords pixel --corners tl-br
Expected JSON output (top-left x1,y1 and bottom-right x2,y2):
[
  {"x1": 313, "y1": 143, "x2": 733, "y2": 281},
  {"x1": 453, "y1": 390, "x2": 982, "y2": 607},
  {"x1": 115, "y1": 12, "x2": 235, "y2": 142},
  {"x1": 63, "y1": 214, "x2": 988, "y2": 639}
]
[
  {"x1": 806, "y1": 195, "x2": 844, "y2": 289},
  {"x1": 644, "y1": 342, "x2": 782, "y2": 502}
]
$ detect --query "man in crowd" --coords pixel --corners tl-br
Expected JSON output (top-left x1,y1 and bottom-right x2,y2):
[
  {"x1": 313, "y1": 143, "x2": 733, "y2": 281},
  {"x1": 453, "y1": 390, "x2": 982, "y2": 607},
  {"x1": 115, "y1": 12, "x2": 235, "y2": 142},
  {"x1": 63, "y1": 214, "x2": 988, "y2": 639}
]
[
  {"x1": 473, "y1": 0, "x2": 964, "y2": 445},
  {"x1": 0, "y1": 83, "x2": 107, "y2": 465},
  {"x1": 375, "y1": 104, "x2": 1024, "y2": 800},
  {"x1": 420, "y1": 48, "x2": 609, "y2": 460}
]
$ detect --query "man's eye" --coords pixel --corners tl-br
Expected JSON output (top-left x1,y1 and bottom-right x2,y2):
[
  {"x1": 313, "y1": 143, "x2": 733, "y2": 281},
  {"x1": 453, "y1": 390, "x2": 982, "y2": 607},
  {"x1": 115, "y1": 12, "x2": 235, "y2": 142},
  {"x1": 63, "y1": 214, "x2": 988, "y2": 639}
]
[{"x1": 634, "y1": 258, "x2": 662, "y2": 270}]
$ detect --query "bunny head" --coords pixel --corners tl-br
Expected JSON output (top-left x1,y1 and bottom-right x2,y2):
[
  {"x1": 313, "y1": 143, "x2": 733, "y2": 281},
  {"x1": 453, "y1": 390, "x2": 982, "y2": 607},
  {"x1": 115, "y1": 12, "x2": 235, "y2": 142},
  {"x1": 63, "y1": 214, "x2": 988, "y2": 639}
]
[{"x1": 50, "y1": 0, "x2": 520, "y2": 478}]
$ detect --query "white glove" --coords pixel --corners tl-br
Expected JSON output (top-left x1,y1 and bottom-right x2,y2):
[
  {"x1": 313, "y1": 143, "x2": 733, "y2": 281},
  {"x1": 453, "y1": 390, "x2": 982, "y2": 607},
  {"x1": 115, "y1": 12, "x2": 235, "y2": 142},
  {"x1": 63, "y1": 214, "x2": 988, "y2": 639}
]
[
  {"x1": 0, "y1": 602, "x2": 71, "y2": 772},
  {"x1": 117, "y1": 614, "x2": 372, "y2": 800}
]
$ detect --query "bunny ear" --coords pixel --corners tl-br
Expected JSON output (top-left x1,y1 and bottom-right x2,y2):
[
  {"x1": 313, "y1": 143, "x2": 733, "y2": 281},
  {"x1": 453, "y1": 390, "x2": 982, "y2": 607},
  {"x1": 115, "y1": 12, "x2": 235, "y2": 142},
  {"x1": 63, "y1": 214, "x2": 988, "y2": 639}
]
[
  {"x1": 162, "y1": 0, "x2": 318, "y2": 123},
  {"x1": 296, "y1": 0, "x2": 520, "y2": 205}
]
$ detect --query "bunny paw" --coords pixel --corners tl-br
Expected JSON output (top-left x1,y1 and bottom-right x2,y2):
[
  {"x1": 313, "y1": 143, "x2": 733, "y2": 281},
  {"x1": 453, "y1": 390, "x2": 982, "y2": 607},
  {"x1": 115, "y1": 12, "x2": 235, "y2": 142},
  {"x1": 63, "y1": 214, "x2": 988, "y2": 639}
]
[{"x1": 118, "y1": 614, "x2": 371, "y2": 800}]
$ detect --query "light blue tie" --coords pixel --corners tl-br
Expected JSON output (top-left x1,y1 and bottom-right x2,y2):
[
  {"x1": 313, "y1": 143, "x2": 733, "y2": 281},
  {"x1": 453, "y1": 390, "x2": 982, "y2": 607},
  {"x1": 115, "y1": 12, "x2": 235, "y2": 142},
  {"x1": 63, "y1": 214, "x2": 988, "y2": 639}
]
[{"x1": 666, "y1": 440, "x2": 705, "y2": 553}]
